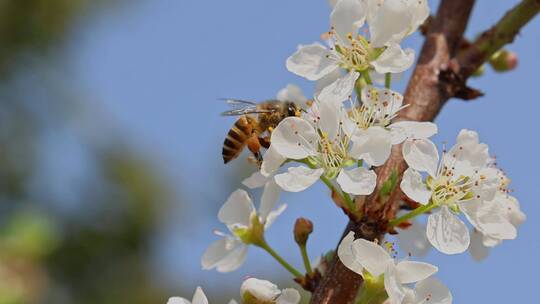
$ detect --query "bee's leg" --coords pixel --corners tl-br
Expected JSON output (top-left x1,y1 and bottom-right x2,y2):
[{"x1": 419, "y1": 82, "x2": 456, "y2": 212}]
[
  {"x1": 258, "y1": 136, "x2": 271, "y2": 149},
  {"x1": 246, "y1": 134, "x2": 263, "y2": 165}
]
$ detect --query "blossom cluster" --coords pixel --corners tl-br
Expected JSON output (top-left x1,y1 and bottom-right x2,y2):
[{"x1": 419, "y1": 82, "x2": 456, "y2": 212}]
[
  {"x1": 168, "y1": 278, "x2": 299, "y2": 304},
  {"x1": 169, "y1": 0, "x2": 525, "y2": 303}
]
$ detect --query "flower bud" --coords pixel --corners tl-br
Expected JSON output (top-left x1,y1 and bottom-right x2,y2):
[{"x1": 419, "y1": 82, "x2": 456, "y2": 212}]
[
  {"x1": 241, "y1": 278, "x2": 301, "y2": 304},
  {"x1": 294, "y1": 217, "x2": 313, "y2": 246},
  {"x1": 489, "y1": 49, "x2": 518, "y2": 72},
  {"x1": 471, "y1": 64, "x2": 485, "y2": 78},
  {"x1": 241, "y1": 278, "x2": 280, "y2": 304}
]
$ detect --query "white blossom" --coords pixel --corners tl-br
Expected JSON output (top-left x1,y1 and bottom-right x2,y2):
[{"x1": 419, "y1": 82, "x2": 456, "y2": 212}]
[
  {"x1": 395, "y1": 218, "x2": 430, "y2": 257},
  {"x1": 201, "y1": 187, "x2": 286, "y2": 272},
  {"x1": 468, "y1": 190, "x2": 525, "y2": 261},
  {"x1": 348, "y1": 86, "x2": 437, "y2": 166},
  {"x1": 402, "y1": 277, "x2": 452, "y2": 304},
  {"x1": 167, "y1": 287, "x2": 217, "y2": 304},
  {"x1": 241, "y1": 278, "x2": 301, "y2": 304},
  {"x1": 269, "y1": 99, "x2": 376, "y2": 195},
  {"x1": 400, "y1": 129, "x2": 517, "y2": 254},
  {"x1": 167, "y1": 287, "x2": 239, "y2": 304},
  {"x1": 286, "y1": 0, "x2": 429, "y2": 99},
  {"x1": 338, "y1": 232, "x2": 438, "y2": 304}
]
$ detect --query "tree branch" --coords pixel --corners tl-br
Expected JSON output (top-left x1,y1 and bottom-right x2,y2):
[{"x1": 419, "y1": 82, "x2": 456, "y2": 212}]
[
  {"x1": 309, "y1": 0, "x2": 540, "y2": 302},
  {"x1": 456, "y1": 0, "x2": 540, "y2": 79},
  {"x1": 310, "y1": 0, "x2": 477, "y2": 303},
  {"x1": 310, "y1": 1, "x2": 539, "y2": 302}
]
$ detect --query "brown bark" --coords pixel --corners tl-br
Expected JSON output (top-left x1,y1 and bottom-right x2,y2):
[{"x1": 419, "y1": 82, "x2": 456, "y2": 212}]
[
  {"x1": 309, "y1": 0, "x2": 539, "y2": 302},
  {"x1": 309, "y1": 0, "x2": 477, "y2": 302}
]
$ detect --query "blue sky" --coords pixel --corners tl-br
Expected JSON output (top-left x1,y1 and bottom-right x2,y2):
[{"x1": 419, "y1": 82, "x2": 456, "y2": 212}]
[{"x1": 66, "y1": 0, "x2": 539, "y2": 302}]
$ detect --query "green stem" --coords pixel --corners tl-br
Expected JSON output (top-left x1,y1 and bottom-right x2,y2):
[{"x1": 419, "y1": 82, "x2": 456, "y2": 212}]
[
  {"x1": 389, "y1": 203, "x2": 437, "y2": 227},
  {"x1": 342, "y1": 192, "x2": 355, "y2": 211},
  {"x1": 354, "y1": 77, "x2": 365, "y2": 102},
  {"x1": 319, "y1": 174, "x2": 334, "y2": 190},
  {"x1": 299, "y1": 245, "x2": 313, "y2": 274},
  {"x1": 457, "y1": 0, "x2": 540, "y2": 77},
  {"x1": 320, "y1": 175, "x2": 355, "y2": 211},
  {"x1": 384, "y1": 73, "x2": 391, "y2": 89},
  {"x1": 298, "y1": 158, "x2": 356, "y2": 212},
  {"x1": 475, "y1": 0, "x2": 540, "y2": 56},
  {"x1": 258, "y1": 240, "x2": 303, "y2": 278},
  {"x1": 356, "y1": 282, "x2": 387, "y2": 304},
  {"x1": 362, "y1": 71, "x2": 373, "y2": 85}
]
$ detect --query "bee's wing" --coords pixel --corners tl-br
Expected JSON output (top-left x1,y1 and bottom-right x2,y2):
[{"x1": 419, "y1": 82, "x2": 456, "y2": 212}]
[
  {"x1": 220, "y1": 98, "x2": 258, "y2": 107},
  {"x1": 219, "y1": 98, "x2": 274, "y2": 116},
  {"x1": 220, "y1": 107, "x2": 274, "y2": 116}
]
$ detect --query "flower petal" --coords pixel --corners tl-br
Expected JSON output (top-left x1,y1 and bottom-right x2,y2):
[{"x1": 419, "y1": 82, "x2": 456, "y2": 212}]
[
  {"x1": 316, "y1": 71, "x2": 359, "y2": 104},
  {"x1": 426, "y1": 207, "x2": 470, "y2": 255},
  {"x1": 201, "y1": 238, "x2": 229, "y2": 270},
  {"x1": 241, "y1": 278, "x2": 280, "y2": 302},
  {"x1": 396, "y1": 219, "x2": 431, "y2": 257},
  {"x1": 504, "y1": 194, "x2": 526, "y2": 227},
  {"x1": 265, "y1": 204, "x2": 287, "y2": 230},
  {"x1": 215, "y1": 244, "x2": 248, "y2": 272},
  {"x1": 482, "y1": 234, "x2": 502, "y2": 247},
  {"x1": 192, "y1": 287, "x2": 209, "y2": 304},
  {"x1": 276, "y1": 289, "x2": 301, "y2": 304},
  {"x1": 259, "y1": 179, "x2": 281, "y2": 220},
  {"x1": 316, "y1": 99, "x2": 343, "y2": 141},
  {"x1": 337, "y1": 231, "x2": 364, "y2": 275},
  {"x1": 315, "y1": 69, "x2": 343, "y2": 94},
  {"x1": 286, "y1": 43, "x2": 337, "y2": 81},
  {"x1": 384, "y1": 264, "x2": 406, "y2": 304},
  {"x1": 350, "y1": 126, "x2": 393, "y2": 166},
  {"x1": 201, "y1": 237, "x2": 247, "y2": 272},
  {"x1": 351, "y1": 239, "x2": 392, "y2": 277},
  {"x1": 337, "y1": 167, "x2": 377, "y2": 195},
  {"x1": 261, "y1": 145, "x2": 287, "y2": 177},
  {"x1": 271, "y1": 117, "x2": 318, "y2": 160},
  {"x1": 330, "y1": 0, "x2": 367, "y2": 42},
  {"x1": 469, "y1": 229, "x2": 490, "y2": 262},
  {"x1": 369, "y1": 0, "x2": 413, "y2": 47},
  {"x1": 408, "y1": 0, "x2": 430, "y2": 37},
  {"x1": 469, "y1": 200, "x2": 517, "y2": 241},
  {"x1": 389, "y1": 121, "x2": 438, "y2": 144},
  {"x1": 371, "y1": 44, "x2": 415, "y2": 74},
  {"x1": 243, "y1": 171, "x2": 269, "y2": 189},
  {"x1": 167, "y1": 297, "x2": 190, "y2": 304},
  {"x1": 400, "y1": 168, "x2": 432, "y2": 204},
  {"x1": 274, "y1": 166, "x2": 324, "y2": 192},
  {"x1": 218, "y1": 189, "x2": 254, "y2": 227},
  {"x1": 402, "y1": 138, "x2": 439, "y2": 177},
  {"x1": 396, "y1": 261, "x2": 438, "y2": 284},
  {"x1": 446, "y1": 129, "x2": 490, "y2": 175},
  {"x1": 414, "y1": 277, "x2": 452, "y2": 304}
]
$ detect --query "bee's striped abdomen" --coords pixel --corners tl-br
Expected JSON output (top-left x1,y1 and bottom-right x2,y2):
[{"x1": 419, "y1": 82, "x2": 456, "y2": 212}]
[{"x1": 222, "y1": 116, "x2": 254, "y2": 164}]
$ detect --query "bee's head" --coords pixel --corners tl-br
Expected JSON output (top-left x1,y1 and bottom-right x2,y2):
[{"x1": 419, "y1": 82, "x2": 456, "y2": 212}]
[{"x1": 286, "y1": 102, "x2": 301, "y2": 117}]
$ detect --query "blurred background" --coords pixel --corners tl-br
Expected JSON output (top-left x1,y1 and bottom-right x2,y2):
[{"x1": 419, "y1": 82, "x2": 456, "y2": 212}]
[{"x1": 0, "y1": 0, "x2": 537, "y2": 303}]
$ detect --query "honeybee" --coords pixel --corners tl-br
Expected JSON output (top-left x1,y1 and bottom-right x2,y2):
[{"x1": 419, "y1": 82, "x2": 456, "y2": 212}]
[{"x1": 221, "y1": 99, "x2": 302, "y2": 164}]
